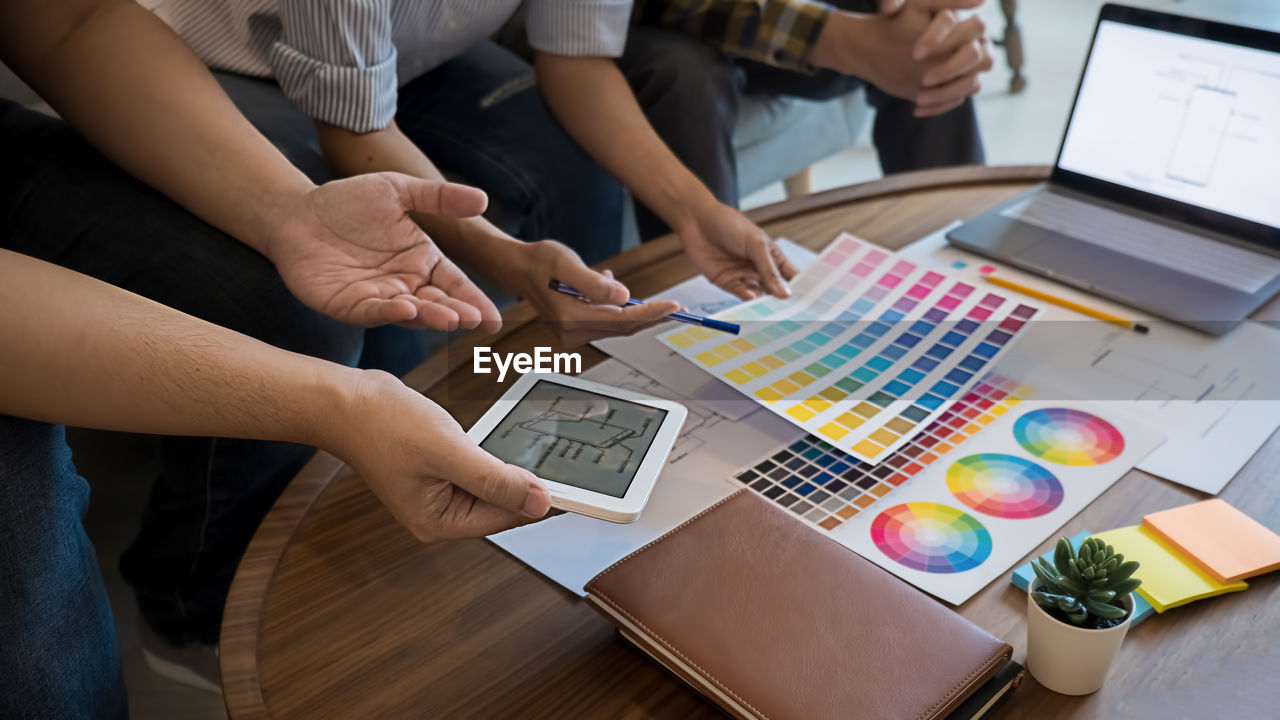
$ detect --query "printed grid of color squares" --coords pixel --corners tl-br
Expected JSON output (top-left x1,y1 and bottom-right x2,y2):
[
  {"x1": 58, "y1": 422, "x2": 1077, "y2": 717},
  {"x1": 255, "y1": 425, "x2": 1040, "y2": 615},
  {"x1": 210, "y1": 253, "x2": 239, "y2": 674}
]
[
  {"x1": 662, "y1": 234, "x2": 1040, "y2": 463},
  {"x1": 729, "y1": 375, "x2": 1033, "y2": 532}
]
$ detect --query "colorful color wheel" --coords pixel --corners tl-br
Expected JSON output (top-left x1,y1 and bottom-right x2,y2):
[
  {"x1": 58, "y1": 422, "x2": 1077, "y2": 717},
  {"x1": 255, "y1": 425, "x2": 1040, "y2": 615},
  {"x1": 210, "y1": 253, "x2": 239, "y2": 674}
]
[
  {"x1": 946, "y1": 453, "x2": 1063, "y2": 519},
  {"x1": 1014, "y1": 408, "x2": 1125, "y2": 466},
  {"x1": 870, "y1": 502, "x2": 992, "y2": 573}
]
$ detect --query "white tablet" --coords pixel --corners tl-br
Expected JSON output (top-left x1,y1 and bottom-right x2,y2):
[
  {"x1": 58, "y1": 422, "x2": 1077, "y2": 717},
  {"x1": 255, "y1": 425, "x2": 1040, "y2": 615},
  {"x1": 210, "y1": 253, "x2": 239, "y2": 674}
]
[{"x1": 467, "y1": 373, "x2": 687, "y2": 523}]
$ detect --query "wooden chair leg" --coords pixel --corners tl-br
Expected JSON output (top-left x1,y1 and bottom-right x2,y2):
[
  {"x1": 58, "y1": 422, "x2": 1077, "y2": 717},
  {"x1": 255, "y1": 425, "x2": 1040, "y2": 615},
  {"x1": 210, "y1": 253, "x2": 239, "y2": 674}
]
[
  {"x1": 1000, "y1": 0, "x2": 1027, "y2": 93},
  {"x1": 783, "y1": 168, "x2": 813, "y2": 198}
]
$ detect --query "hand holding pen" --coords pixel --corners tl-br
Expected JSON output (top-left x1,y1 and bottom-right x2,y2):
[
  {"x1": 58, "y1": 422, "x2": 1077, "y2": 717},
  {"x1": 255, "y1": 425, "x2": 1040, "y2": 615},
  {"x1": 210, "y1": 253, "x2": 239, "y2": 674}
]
[{"x1": 550, "y1": 280, "x2": 740, "y2": 335}]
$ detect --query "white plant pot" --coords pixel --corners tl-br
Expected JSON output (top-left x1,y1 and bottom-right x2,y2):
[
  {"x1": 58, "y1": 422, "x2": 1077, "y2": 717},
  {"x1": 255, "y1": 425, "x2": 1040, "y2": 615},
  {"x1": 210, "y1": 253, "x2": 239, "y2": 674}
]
[{"x1": 1025, "y1": 579, "x2": 1134, "y2": 695}]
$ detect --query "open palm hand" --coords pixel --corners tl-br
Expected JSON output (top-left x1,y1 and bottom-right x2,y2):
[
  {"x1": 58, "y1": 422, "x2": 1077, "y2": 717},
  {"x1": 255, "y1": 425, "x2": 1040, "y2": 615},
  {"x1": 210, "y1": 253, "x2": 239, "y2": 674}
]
[{"x1": 267, "y1": 173, "x2": 501, "y2": 331}]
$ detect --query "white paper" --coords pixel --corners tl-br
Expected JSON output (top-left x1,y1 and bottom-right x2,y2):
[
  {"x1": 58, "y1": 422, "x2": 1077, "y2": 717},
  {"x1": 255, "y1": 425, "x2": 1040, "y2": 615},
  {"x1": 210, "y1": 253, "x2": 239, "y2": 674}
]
[
  {"x1": 899, "y1": 223, "x2": 1280, "y2": 494},
  {"x1": 489, "y1": 360, "x2": 803, "y2": 595},
  {"x1": 591, "y1": 239, "x2": 816, "y2": 420},
  {"x1": 832, "y1": 400, "x2": 1165, "y2": 605}
]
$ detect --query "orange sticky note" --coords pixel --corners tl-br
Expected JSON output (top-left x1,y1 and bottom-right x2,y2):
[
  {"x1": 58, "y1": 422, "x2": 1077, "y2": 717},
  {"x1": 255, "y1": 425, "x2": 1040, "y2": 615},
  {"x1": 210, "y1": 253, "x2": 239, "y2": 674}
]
[{"x1": 1142, "y1": 499, "x2": 1280, "y2": 584}]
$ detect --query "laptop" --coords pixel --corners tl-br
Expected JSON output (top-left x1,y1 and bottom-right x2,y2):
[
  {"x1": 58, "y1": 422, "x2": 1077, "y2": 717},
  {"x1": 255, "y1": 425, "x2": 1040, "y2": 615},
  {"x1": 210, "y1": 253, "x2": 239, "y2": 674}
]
[{"x1": 947, "y1": 4, "x2": 1280, "y2": 335}]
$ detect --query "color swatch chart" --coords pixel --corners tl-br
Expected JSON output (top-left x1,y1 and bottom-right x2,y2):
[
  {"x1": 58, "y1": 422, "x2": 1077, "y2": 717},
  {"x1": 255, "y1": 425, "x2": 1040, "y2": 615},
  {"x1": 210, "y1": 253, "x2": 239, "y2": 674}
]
[
  {"x1": 730, "y1": 374, "x2": 1033, "y2": 533},
  {"x1": 660, "y1": 234, "x2": 1041, "y2": 463},
  {"x1": 843, "y1": 401, "x2": 1162, "y2": 605},
  {"x1": 732, "y1": 392, "x2": 1162, "y2": 603}
]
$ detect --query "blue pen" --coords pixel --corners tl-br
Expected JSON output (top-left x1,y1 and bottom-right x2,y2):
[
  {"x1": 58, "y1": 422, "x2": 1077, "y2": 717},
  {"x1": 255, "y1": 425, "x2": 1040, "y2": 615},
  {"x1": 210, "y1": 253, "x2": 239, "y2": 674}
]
[{"x1": 548, "y1": 280, "x2": 740, "y2": 335}]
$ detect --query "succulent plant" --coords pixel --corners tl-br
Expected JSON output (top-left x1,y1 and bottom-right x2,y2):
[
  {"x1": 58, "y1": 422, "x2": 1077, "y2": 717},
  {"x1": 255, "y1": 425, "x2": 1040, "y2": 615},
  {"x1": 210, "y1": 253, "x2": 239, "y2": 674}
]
[{"x1": 1031, "y1": 536, "x2": 1142, "y2": 627}]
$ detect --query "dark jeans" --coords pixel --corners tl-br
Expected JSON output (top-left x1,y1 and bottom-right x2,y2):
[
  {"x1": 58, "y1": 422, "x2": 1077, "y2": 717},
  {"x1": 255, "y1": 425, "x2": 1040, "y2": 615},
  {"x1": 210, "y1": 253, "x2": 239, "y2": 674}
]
[
  {"x1": 217, "y1": 41, "x2": 625, "y2": 267},
  {"x1": 618, "y1": 25, "x2": 986, "y2": 240},
  {"x1": 0, "y1": 101, "x2": 408, "y2": 718}
]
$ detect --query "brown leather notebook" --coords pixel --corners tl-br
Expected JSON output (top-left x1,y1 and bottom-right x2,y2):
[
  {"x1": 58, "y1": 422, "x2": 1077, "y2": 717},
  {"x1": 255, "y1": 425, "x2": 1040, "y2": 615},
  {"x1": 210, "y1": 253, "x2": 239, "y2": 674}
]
[{"x1": 584, "y1": 490, "x2": 1014, "y2": 720}]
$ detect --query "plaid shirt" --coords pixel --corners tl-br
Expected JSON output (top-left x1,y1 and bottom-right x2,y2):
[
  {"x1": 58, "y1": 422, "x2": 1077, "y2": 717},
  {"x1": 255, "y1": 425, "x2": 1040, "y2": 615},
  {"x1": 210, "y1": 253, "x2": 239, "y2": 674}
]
[{"x1": 634, "y1": 0, "x2": 878, "y2": 71}]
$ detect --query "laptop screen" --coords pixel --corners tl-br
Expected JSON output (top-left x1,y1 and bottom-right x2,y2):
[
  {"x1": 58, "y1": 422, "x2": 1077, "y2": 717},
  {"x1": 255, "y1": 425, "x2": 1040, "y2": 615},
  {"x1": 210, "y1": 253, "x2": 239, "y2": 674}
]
[{"x1": 1056, "y1": 12, "x2": 1280, "y2": 235}]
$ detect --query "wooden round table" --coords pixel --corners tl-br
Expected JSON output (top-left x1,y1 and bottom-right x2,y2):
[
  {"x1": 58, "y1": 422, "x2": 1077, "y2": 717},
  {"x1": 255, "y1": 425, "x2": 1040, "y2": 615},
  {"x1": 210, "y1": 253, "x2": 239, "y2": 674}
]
[{"x1": 220, "y1": 166, "x2": 1280, "y2": 719}]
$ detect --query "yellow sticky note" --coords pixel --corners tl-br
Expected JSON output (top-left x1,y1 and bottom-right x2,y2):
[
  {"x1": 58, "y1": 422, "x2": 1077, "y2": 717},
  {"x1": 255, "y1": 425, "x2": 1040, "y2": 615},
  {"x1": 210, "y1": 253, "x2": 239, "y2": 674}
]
[{"x1": 1091, "y1": 525, "x2": 1248, "y2": 613}]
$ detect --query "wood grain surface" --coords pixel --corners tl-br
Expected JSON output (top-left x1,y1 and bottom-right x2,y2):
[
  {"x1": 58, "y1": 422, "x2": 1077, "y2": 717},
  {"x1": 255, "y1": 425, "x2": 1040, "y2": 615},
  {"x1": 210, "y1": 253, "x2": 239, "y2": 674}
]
[{"x1": 221, "y1": 166, "x2": 1280, "y2": 719}]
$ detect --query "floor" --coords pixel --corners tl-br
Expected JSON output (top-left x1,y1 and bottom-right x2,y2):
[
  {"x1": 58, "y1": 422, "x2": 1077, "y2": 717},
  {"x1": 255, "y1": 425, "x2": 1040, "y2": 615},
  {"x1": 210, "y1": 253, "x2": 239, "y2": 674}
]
[{"x1": 72, "y1": 1, "x2": 1278, "y2": 718}]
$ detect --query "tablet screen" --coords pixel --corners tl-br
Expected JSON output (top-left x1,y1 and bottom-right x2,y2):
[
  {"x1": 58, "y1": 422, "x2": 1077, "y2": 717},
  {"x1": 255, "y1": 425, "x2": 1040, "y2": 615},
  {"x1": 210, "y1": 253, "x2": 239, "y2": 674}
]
[{"x1": 479, "y1": 380, "x2": 670, "y2": 498}]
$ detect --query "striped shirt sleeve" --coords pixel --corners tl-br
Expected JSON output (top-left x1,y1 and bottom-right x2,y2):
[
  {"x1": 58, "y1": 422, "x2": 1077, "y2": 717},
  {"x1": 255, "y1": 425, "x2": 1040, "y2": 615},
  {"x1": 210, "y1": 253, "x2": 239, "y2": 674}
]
[
  {"x1": 635, "y1": 0, "x2": 841, "y2": 71},
  {"x1": 526, "y1": 0, "x2": 635, "y2": 57},
  {"x1": 267, "y1": 0, "x2": 399, "y2": 132}
]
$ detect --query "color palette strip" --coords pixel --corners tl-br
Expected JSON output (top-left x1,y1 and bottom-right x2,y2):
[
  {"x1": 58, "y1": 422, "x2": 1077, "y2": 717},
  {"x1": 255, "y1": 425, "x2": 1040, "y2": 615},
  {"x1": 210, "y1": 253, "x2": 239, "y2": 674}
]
[
  {"x1": 730, "y1": 375, "x2": 1032, "y2": 532},
  {"x1": 662, "y1": 233, "x2": 1041, "y2": 463}
]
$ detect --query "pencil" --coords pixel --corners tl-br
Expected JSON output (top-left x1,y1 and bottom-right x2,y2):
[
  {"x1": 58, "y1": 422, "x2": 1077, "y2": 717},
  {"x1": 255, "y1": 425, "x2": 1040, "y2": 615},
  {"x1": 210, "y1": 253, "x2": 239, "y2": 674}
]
[{"x1": 980, "y1": 273, "x2": 1149, "y2": 334}]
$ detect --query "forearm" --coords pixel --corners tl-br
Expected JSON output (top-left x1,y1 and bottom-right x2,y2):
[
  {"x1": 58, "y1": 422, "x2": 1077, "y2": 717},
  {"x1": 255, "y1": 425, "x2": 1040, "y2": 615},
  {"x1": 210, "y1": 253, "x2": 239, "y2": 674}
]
[
  {"x1": 0, "y1": 0, "x2": 314, "y2": 257},
  {"x1": 534, "y1": 53, "x2": 716, "y2": 233},
  {"x1": 314, "y1": 120, "x2": 527, "y2": 283},
  {"x1": 0, "y1": 250, "x2": 354, "y2": 446}
]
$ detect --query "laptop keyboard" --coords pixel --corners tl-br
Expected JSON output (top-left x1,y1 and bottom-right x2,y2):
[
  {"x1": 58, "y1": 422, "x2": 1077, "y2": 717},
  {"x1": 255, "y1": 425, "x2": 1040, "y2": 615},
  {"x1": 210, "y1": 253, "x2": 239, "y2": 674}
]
[{"x1": 1001, "y1": 192, "x2": 1280, "y2": 294}]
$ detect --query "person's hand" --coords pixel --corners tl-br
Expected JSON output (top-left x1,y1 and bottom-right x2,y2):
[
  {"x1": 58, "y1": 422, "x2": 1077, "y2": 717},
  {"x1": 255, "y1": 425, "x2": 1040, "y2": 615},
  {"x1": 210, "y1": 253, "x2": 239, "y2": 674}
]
[
  {"x1": 810, "y1": 1, "x2": 992, "y2": 117},
  {"x1": 265, "y1": 172, "x2": 503, "y2": 331},
  {"x1": 675, "y1": 201, "x2": 796, "y2": 301},
  {"x1": 886, "y1": 0, "x2": 995, "y2": 116},
  {"x1": 328, "y1": 369, "x2": 553, "y2": 543},
  {"x1": 506, "y1": 240, "x2": 681, "y2": 347}
]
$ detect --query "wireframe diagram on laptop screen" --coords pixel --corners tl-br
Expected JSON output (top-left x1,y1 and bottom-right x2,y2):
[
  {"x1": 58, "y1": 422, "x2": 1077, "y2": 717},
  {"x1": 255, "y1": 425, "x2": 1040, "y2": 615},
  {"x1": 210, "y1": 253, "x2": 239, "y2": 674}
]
[{"x1": 1058, "y1": 20, "x2": 1280, "y2": 230}]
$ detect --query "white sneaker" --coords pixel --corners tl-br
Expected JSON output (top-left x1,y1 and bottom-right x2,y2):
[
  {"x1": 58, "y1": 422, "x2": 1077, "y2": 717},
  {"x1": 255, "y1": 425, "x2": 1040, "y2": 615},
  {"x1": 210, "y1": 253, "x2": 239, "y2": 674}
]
[{"x1": 137, "y1": 619, "x2": 222, "y2": 695}]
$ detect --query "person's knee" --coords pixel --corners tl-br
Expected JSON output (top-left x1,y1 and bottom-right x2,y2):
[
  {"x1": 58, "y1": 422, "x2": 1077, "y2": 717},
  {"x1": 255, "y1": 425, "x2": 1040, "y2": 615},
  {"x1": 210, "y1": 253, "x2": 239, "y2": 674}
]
[{"x1": 0, "y1": 417, "x2": 127, "y2": 720}]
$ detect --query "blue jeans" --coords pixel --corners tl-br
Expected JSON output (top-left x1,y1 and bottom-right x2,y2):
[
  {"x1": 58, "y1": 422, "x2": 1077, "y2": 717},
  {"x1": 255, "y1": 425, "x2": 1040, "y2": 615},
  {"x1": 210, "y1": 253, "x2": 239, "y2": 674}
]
[
  {"x1": 215, "y1": 40, "x2": 624, "y2": 267},
  {"x1": 0, "y1": 101, "x2": 417, "y2": 717}
]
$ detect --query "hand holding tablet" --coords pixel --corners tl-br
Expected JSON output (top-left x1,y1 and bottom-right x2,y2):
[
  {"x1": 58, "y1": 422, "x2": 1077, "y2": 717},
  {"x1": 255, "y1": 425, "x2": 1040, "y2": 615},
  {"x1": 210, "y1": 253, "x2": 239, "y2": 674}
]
[{"x1": 467, "y1": 373, "x2": 687, "y2": 523}]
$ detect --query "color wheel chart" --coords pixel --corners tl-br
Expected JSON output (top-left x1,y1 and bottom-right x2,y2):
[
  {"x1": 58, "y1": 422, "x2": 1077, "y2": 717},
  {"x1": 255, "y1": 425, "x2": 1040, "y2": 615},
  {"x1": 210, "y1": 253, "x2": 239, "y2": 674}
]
[
  {"x1": 730, "y1": 375, "x2": 1032, "y2": 531},
  {"x1": 660, "y1": 234, "x2": 1041, "y2": 463},
  {"x1": 1015, "y1": 408, "x2": 1125, "y2": 465},
  {"x1": 734, "y1": 398, "x2": 1163, "y2": 604}
]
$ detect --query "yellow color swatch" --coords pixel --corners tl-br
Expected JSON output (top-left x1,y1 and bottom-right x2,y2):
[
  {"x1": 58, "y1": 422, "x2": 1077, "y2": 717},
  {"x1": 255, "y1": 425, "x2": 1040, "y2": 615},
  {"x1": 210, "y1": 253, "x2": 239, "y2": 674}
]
[
  {"x1": 686, "y1": 326, "x2": 715, "y2": 342},
  {"x1": 788, "y1": 371, "x2": 817, "y2": 387},
  {"x1": 730, "y1": 338, "x2": 754, "y2": 352},
  {"x1": 725, "y1": 369, "x2": 752, "y2": 385},
  {"x1": 886, "y1": 417, "x2": 915, "y2": 435},
  {"x1": 760, "y1": 355, "x2": 785, "y2": 370},
  {"x1": 667, "y1": 333, "x2": 695, "y2": 349},
  {"x1": 743, "y1": 361, "x2": 769, "y2": 378},
  {"x1": 869, "y1": 428, "x2": 899, "y2": 446},
  {"x1": 755, "y1": 387, "x2": 783, "y2": 403},
  {"x1": 773, "y1": 379, "x2": 799, "y2": 394},
  {"x1": 851, "y1": 439, "x2": 882, "y2": 458},
  {"x1": 713, "y1": 344, "x2": 740, "y2": 360},
  {"x1": 695, "y1": 351, "x2": 722, "y2": 366},
  {"x1": 803, "y1": 397, "x2": 832, "y2": 413},
  {"x1": 836, "y1": 412, "x2": 865, "y2": 430},
  {"x1": 787, "y1": 405, "x2": 817, "y2": 422},
  {"x1": 819, "y1": 422, "x2": 848, "y2": 440},
  {"x1": 852, "y1": 402, "x2": 880, "y2": 419},
  {"x1": 819, "y1": 387, "x2": 848, "y2": 403},
  {"x1": 1091, "y1": 525, "x2": 1248, "y2": 613}
]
